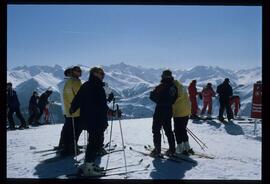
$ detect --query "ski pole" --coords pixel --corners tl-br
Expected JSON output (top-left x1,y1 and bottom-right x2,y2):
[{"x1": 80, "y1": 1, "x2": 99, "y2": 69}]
[
  {"x1": 117, "y1": 104, "x2": 128, "y2": 179},
  {"x1": 186, "y1": 127, "x2": 208, "y2": 149},
  {"x1": 187, "y1": 128, "x2": 207, "y2": 149},
  {"x1": 186, "y1": 128, "x2": 206, "y2": 151},
  {"x1": 71, "y1": 116, "x2": 78, "y2": 162},
  {"x1": 105, "y1": 98, "x2": 115, "y2": 171}
]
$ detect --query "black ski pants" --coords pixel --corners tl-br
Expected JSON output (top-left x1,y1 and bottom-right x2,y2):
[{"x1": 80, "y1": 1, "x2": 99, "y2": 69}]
[
  {"x1": 85, "y1": 130, "x2": 105, "y2": 162},
  {"x1": 219, "y1": 98, "x2": 233, "y2": 120},
  {"x1": 173, "y1": 116, "x2": 189, "y2": 144},
  {"x1": 28, "y1": 107, "x2": 39, "y2": 125},
  {"x1": 152, "y1": 108, "x2": 175, "y2": 153},
  {"x1": 8, "y1": 107, "x2": 26, "y2": 128},
  {"x1": 59, "y1": 116, "x2": 83, "y2": 153}
]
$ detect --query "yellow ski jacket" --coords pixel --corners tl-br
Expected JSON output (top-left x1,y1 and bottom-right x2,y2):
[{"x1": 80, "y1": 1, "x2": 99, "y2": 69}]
[
  {"x1": 63, "y1": 78, "x2": 82, "y2": 117},
  {"x1": 172, "y1": 80, "x2": 191, "y2": 117}
]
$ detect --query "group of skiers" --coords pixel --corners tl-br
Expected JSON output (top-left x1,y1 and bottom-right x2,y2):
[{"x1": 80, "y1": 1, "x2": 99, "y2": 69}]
[
  {"x1": 6, "y1": 82, "x2": 53, "y2": 130},
  {"x1": 188, "y1": 78, "x2": 240, "y2": 121},
  {"x1": 149, "y1": 70, "x2": 194, "y2": 158},
  {"x1": 56, "y1": 66, "x2": 121, "y2": 177},
  {"x1": 149, "y1": 71, "x2": 241, "y2": 159},
  {"x1": 7, "y1": 66, "x2": 243, "y2": 177}
]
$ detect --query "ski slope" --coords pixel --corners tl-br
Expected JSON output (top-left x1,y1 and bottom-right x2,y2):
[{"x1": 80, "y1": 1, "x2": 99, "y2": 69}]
[{"x1": 7, "y1": 118, "x2": 261, "y2": 180}]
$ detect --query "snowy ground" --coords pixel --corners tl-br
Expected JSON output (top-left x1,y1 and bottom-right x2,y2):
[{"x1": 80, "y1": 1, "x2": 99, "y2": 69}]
[{"x1": 7, "y1": 117, "x2": 261, "y2": 180}]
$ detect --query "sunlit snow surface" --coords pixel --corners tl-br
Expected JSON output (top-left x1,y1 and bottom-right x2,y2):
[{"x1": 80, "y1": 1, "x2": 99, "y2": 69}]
[{"x1": 7, "y1": 118, "x2": 261, "y2": 179}]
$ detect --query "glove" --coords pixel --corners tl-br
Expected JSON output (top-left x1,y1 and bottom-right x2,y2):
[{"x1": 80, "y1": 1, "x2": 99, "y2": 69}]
[
  {"x1": 69, "y1": 108, "x2": 75, "y2": 115},
  {"x1": 107, "y1": 93, "x2": 114, "y2": 102}
]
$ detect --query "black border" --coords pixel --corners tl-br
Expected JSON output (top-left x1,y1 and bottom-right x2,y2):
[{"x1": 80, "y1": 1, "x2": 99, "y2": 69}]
[{"x1": 2, "y1": 0, "x2": 269, "y2": 184}]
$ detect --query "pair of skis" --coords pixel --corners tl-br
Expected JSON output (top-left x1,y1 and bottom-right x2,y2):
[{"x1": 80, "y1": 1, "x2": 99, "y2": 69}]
[{"x1": 58, "y1": 158, "x2": 150, "y2": 179}]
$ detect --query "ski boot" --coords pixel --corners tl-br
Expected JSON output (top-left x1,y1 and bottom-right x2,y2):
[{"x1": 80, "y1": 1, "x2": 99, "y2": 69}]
[
  {"x1": 78, "y1": 162, "x2": 105, "y2": 177},
  {"x1": 165, "y1": 149, "x2": 175, "y2": 157},
  {"x1": 150, "y1": 148, "x2": 163, "y2": 158}
]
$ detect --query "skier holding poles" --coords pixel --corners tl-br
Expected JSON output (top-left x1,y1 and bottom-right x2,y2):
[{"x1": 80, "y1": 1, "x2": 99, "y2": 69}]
[
  {"x1": 200, "y1": 83, "x2": 216, "y2": 117},
  {"x1": 70, "y1": 67, "x2": 121, "y2": 177},
  {"x1": 172, "y1": 79, "x2": 194, "y2": 155},
  {"x1": 59, "y1": 66, "x2": 83, "y2": 156},
  {"x1": 149, "y1": 70, "x2": 178, "y2": 157}
]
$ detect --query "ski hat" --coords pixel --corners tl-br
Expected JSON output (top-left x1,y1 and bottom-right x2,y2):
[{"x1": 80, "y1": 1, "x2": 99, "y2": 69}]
[
  {"x1": 224, "y1": 78, "x2": 230, "y2": 83},
  {"x1": 64, "y1": 68, "x2": 73, "y2": 76},
  {"x1": 161, "y1": 70, "x2": 173, "y2": 79},
  {"x1": 207, "y1": 83, "x2": 212, "y2": 86},
  {"x1": 90, "y1": 67, "x2": 105, "y2": 76},
  {"x1": 72, "y1": 66, "x2": 82, "y2": 73},
  {"x1": 7, "y1": 82, "x2": 12, "y2": 87}
]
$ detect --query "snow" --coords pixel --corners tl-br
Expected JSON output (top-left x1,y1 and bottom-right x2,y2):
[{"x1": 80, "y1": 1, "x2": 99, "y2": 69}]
[{"x1": 7, "y1": 118, "x2": 261, "y2": 179}]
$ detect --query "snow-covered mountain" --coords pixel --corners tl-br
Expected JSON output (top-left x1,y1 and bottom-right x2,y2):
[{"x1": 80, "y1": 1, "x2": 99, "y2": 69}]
[{"x1": 7, "y1": 63, "x2": 262, "y2": 123}]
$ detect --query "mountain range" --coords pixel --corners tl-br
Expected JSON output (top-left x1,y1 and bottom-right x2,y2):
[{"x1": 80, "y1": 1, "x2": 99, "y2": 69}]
[{"x1": 7, "y1": 63, "x2": 262, "y2": 123}]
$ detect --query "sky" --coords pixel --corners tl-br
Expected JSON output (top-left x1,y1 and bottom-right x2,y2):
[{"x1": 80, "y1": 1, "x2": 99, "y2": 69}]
[{"x1": 7, "y1": 5, "x2": 262, "y2": 70}]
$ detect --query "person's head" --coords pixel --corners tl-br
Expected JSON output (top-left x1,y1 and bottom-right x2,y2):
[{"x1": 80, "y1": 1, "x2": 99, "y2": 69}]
[
  {"x1": 207, "y1": 83, "x2": 212, "y2": 87},
  {"x1": 7, "y1": 82, "x2": 12, "y2": 90},
  {"x1": 33, "y1": 91, "x2": 38, "y2": 96},
  {"x1": 224, "y1": 78, "x2": 230, "y2": 84},
  {"x1": 64, "y1": 68, "x2": 73, "y2": 77},
  {"x1": 90, "y1": 67, "x2": 105, "y2": 81},
  {"x1": 72, "y1": 66, "x2": 82, "y2": 78},
  {"x1": 161, "y1": 70, "x2": 173, "y2": 83},
  {"x1": 191, "y1": 80, "x2": 197, "y2": 85}
]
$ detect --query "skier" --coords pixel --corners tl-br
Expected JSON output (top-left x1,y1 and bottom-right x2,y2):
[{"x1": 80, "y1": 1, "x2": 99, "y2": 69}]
[
  {"x1": 188, "y1": 80, "x2": 200, "y2": 119},
  {"x1": 59, "y1": 66, "x2": 83, "y2": 156},
  {"x1": 7, "y1": 82, "x2": 27, "y2": 129},
  {"x1": 172, "y1": 80, "x2": 194, "y2": 155},
  {"x1": 43, "y1": 102, "x2": 50, "y2": 124},
  {"x1": 36, "y1": 89, "x2": 53, "y2": 124},
  {"x1": 70, "y1": 67, "x2": 121, "y2": 177},
  {"x1": 149, "y1": 70, "x2": 178, "y2": 157},
  {"x1": 200, "y1": 83, "x2": 216, "y2": 117},
  {"x1": 57, "y1": 68, "x2": 73, "y2": 150},
  {"x1": 28, "y1": 91, "x2": 40, "y2": 125},
  {"x1": 230, "y1": 95, "x2": 241, "y2": 118},
  {"x1": 216, "y1": 78, "x2": 234, "y2": 122}
]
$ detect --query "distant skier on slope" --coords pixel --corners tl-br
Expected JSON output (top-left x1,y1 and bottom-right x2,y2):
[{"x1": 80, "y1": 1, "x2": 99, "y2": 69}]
[
  {"x1": 70, "y1": 67, "x2": 121, "y2": 177},
  {"x1": 216, "y1": 78, "x2": 234, "y2": 122},
  {"x1": 188, "y1": 80, "x2": 200, "y2": 119},
  {"x1": 172, "y1": 79, "x2": 194, "y2": 155},
  {"x1": 149, "y1": 70, "x2": 178, "y2": 157},
  {"x1": 28, "y1": 91, "x2": 40, "y2": 126},
  {"x1": 200, "y1": 83, "x2": 216, "y2": 117},
  {"x1": 36, "y1": 89, "x2": 52, "y2": 124},
  {"x1": 7, "y1": 82, "x2": 28, "y2": 129},
  {"x1": 229, "y1": 95, "x2": 241, "y2": 118}
]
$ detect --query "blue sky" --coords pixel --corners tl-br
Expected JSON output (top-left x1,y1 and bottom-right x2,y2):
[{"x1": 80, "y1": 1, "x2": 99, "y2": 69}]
[{"x1": 7, "y1": 5, "x2": 262, "y2": 70}]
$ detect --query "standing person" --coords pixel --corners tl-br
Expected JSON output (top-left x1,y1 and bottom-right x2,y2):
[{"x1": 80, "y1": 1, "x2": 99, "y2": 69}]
[
  {"x1": 59, "y1": 66, "x2": 83, "y2": 156},
  {"x1": 36, "y1": 89, "x2": 52, "y2": 124},
  {"x1": 70, "y1": 67, "x2": 121, "y2": 177},
  {"x1": 230, "y1": 95, "x2": 241, "y2": 118},
  {"x1": 188, "y1": 80, "x2": 200, "y2": 119},
  {"x1": 200, "y1": 83, "x2": 216, "y2": 117},
  {"x1": 28, "y1": 91, "x2": 40, "y2": 125},
  {"x1": 57, "y1": 68, "x2": 73, "y2": 150},
  {"x1": 7, "y1": 82, "x2": 27, "y2": 129},
  {"x1": 172, "y1": 80, "x2": 194, "y2": 155},
  {"x1": 216, "y1": 78, "x2": 233, "y2": 122},
  {"x1": 149, "y1": 70, "x2": 178, "y2": 157},
  {"x1": 43, "y1": 102, "x2": 50, "y2": 124}
]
